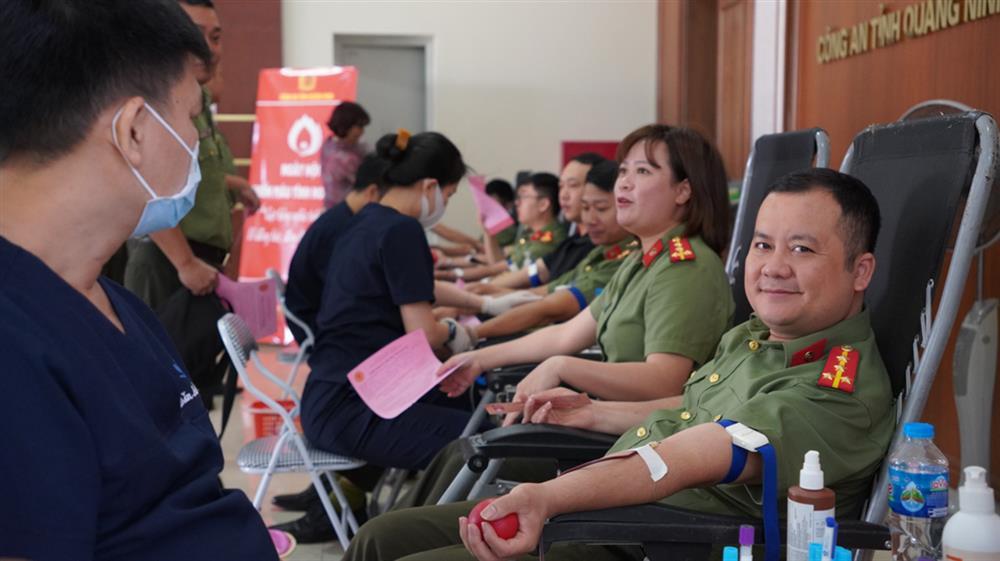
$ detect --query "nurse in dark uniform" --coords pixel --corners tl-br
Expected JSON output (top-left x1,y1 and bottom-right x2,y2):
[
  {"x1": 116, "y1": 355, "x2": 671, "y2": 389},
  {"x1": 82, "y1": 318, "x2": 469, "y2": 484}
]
[{"x1": 300, "y1": 130, "x2": 476, "y2": 472}]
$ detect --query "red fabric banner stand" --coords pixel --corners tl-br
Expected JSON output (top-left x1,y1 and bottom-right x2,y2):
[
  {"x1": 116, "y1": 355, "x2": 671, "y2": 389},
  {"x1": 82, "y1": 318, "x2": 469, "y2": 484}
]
[{"x1": 240, "y1": 67, "x2": 358, "y2": 342}]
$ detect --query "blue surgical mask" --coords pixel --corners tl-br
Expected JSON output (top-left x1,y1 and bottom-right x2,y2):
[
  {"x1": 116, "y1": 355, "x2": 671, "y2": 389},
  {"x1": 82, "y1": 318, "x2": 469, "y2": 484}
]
[{"x1": 112, "y1": 103, "x2": 201, "y2": 238}]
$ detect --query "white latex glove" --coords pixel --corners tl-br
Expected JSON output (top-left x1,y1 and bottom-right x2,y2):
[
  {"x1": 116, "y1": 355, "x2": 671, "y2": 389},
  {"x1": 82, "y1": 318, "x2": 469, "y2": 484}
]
[
  {"x1": 480, "y1": 290, "x2": 543, "y2": 316},
  {"x1": 444, "y1": 318, "x2": 476, "y2": 354}
]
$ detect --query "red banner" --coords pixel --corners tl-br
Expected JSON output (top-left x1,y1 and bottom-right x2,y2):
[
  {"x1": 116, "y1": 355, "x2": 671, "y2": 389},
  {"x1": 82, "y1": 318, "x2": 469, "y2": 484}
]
[{"x1": 240, "y1": 67, "x2": 358, "y2": 280}]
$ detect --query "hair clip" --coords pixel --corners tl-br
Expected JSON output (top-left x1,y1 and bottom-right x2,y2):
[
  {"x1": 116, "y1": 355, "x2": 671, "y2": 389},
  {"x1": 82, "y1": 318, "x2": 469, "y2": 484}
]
[{"x1": 395, "y1": 128, "x2": 411, "y2": 152}]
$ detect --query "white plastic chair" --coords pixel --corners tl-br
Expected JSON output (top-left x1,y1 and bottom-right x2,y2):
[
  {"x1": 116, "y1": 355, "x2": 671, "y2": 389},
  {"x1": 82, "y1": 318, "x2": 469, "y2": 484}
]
[
  {"x1": 217, "y1": 312, "x2": 365, "y2": 550},
  {"x1": 266, "y1": 268, "x2": 313, "y2": 395}
]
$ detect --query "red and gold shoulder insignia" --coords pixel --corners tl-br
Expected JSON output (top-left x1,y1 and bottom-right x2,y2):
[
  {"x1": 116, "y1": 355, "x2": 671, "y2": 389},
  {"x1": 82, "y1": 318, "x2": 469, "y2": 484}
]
[
  {"x1": 790, "y1": 338, "x2": 827, "y2": 367},
  {"x1": 817, "y1": 345, "x2": 859, "y2": 393},
  {"x1": 530, "y1": 230, "x2": 554, "y2": 243},
  {"x1": 668, "y1": 237, "x2": 696, "y2": 263},
  {"x1": 642, "y1": 239, "x2": 665, "y2": 268},
  {"x1": 605, "y1": 245, "x2": 624, "y2": 260}
]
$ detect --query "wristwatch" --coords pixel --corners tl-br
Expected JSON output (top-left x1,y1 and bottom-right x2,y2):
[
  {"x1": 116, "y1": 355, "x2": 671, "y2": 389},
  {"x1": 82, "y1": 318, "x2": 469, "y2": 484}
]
[{"x1": 444, "y1": 318, "x2": 458, "y2": 343}]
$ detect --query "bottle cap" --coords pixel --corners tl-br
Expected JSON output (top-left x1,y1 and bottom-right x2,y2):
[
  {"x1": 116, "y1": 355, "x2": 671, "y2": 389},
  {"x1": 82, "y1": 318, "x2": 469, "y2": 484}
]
[
  {"x1": 835, "y1": 547, "x2": 851, "y2": 561},
  {"x1": 723, "y1": 546, "x2": 739, "y2": 561},
  {"x1": 739, "y1": 524, "x2": 754, "y2": 546},
  {"x1": 799, "y1": 450, "x2": 825, "y2": 490},
  {"x1": 808, "y1": 542, "x2": 824, "y2": 561},
  {"x1": 958, "y1": 465, "x2": 996, "y2": 514},
  {"x1": 903, "y1": 422, "x2": 934, "y2": 439}
]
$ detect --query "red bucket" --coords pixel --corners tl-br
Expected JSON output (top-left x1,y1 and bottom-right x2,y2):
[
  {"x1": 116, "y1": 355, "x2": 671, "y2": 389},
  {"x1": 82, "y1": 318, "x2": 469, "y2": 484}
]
[{"x1": 243, "y1": 399, "x2": 302, "y2": 439}]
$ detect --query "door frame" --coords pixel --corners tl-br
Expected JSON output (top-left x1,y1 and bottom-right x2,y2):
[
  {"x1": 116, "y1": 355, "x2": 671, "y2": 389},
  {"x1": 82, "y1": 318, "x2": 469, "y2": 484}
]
[{"x1": 332, "y1": 34, "x2": 434, "y2": 130}]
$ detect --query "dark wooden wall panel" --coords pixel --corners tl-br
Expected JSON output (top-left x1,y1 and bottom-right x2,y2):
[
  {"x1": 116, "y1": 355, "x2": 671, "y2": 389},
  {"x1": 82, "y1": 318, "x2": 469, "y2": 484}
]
[
  {"x1": 214, "y1": 0, "x2": 283, "y2": 174},
  {"x1": 715, "y1": 0, "x2": 753, "y2": 179},
  {"x1": 791, "y1": 0, "x2": 1000, "y2": 488}
]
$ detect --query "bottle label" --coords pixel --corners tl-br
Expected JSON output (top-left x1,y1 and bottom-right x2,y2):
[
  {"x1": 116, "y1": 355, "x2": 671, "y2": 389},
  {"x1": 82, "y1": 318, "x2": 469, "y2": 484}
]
[
  {"x1": 943, "y1": 547, "x2": 1000, "y2": 561},
  {"x1": 887, "y1": 468, "x2": 949, "y2": 518},
  {"x1": 787, "y1": 500, "x2": 835, "y2": 561}
]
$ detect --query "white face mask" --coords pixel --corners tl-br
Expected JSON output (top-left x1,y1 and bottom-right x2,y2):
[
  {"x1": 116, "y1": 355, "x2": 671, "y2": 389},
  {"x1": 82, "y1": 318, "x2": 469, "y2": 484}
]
[
  {"x1": 419, "y1": 184, "x2": 446, "y2": 228},
  {"x1": 112, "y1": 103, "x2": 201, "y2": 238}
]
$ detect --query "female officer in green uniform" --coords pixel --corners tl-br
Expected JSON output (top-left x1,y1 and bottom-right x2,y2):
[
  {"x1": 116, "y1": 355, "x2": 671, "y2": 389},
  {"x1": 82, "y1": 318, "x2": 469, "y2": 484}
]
[{"x1": 439, "y1": 124, "x2": 734, "y2": 407}]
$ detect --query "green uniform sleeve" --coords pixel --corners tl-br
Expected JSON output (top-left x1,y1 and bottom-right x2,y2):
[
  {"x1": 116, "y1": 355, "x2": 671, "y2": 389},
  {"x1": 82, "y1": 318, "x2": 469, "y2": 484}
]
[
  {"x1": 589, "y1": 292, "x2": 605, "y2": 320},
  {"x1": 642, "y1": 263, "x2": 732, "y2": 364},
  {"x1": 547, "y1": 269, "x2": 575, "y2": 292},
  {"x1": 569, "y1": 258, "x2": 624, "y2": 306}
]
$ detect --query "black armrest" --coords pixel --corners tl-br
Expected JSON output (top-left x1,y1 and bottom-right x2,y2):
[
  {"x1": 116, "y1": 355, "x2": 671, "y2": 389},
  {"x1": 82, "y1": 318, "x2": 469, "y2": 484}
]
[
  {"x1": 541, "y1": 504, "x2": 890, "y2": 558},
  {"x1": 485, "y1": 364, "x2": 538, "y2": 393},
  {"x1": 463, "y1": 424, "x2": 616, "y2": 470}
]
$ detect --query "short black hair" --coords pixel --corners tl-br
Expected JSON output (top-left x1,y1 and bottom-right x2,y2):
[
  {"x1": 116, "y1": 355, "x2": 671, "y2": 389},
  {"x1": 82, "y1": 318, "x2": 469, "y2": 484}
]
[
  {"x1": 525, "y1": 172, "x2": 561, "y2": 216},
  {"x1": 571, "y1": 152, "x2": 605, "y2": 167},
  {"x1": 353, "y1": 154, "x2": 390, "y2": 196},
  {"x1": 585, "y1": 160, "x2": 617, "y2": 193},
  {"x1": 486, "y1": 179, "x2": 515, "y2": 205},
  {"x1": 767, "y1": 168, "x2": 881, "y2": 265},
  {"x1": 0, "y1": 0, "x2": 211, "y2": 164},
  {"x1": 375, "y1": 131, "x2": 466, "y2": 188},
  {"x1": 177, "y1": 0, "x2": 215, "y2": 7},
  {"x1": 328, "y1": 101, "x2": 371, "y2": 138}
]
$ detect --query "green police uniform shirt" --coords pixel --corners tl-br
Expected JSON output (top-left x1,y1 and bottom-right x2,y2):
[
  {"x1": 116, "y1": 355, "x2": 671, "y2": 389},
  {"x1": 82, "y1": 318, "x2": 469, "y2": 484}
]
[
  {"x1": 589, "y1": 225, "x2": 733, "y2": 366},
  {"x1": 547, "y1": 237, "x2": 637, "y2": 310},
  {"x1": 507, "y1": 220, "x2": 568, "y2": 269},
  {"x1": 609, "y1": 309, "x2": 895, "y2": 520},
  {"x1": 495, "y1": 223, "x2": 518, "y2": 248},
  {"x1": 179, "y1": 87, "x2": 234, "y2": 252}
]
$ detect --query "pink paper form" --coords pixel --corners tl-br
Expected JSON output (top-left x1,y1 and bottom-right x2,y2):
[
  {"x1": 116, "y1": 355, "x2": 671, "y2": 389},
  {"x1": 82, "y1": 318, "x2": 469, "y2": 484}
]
[
  {"x1": 469, "y1": 175, "x2": 515, "y2": 235},
  {"x1": 348, "y1": 330, "x2": 467, "y2": 419},
  {"x1": 216, "y1": 275, "x2": 278, "y2": 339}
]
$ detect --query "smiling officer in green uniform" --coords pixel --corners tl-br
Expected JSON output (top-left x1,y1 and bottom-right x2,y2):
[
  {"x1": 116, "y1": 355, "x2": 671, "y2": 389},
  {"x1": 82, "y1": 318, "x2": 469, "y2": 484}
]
[{"x1": 343, "y1": 169, "x2": 895, "y2": 561}]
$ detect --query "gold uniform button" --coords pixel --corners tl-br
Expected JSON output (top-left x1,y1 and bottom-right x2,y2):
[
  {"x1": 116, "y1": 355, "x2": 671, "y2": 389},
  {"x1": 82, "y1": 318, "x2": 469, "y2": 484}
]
[
  {"x1": 519, "y1": 239, "x2": 526, "y2": 245},
  {"x1": 680, "y1": 411, "x2": 692, "y2": 421},
  {"x1": 713, "y1": 414, "x2": 722, "y2": 422},
  {"x1": 748, "y1": 340, "x2": 760, "y2": 351},
  {"x1": 584, "y1": 266, "x2": 593, "y2": 272},
  {"x1": 709, "y1": 373, "x2": 720, "y2": 384},
  {"x1": 636, "y1": 426, "x2": 648, "y2": 438}
]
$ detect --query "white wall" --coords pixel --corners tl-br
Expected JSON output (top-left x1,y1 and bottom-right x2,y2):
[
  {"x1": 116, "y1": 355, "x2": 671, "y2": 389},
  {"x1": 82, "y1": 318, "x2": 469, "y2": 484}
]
[{"x1": 282, "y1": 0, "x2": 657, "y2": 234}]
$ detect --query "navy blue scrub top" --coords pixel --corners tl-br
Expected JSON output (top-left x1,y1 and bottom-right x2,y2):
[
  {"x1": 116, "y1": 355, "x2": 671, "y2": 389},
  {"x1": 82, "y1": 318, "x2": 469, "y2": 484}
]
[
  {"x1": 0, "y1": 236, "x2": 276, "y2": 561},
  {"x1": 309, "y1": 204, "x2": 435, "y2": 384},
  {"x1": 286, "y1": 201, "x2": 355, "y2": 343}
]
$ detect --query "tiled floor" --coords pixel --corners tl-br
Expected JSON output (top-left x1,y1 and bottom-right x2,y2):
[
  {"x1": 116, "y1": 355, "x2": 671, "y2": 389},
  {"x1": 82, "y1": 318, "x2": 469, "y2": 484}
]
[{"x1": 210, "y1": 346, "x2": 345, "y2": 561}]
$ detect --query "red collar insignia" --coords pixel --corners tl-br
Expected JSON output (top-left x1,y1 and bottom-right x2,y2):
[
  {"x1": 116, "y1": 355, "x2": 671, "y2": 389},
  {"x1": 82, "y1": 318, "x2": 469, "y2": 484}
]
[{"x1": 790, "y1": 338, "x2": 827, "y2": 367}]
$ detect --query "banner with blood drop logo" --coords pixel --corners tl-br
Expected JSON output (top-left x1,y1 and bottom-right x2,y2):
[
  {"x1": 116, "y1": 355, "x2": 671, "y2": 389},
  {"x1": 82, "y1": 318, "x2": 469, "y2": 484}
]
[{"x1": 239, "y1": 67, "x2": 358, "y2": 342}]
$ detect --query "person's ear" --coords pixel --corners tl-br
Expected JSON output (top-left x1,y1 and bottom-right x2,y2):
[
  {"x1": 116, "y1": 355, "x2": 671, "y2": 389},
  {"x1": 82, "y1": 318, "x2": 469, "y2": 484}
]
[
  {"x1": 111, "y1": 97, "x2": 149, "y2": 168},
  {"x1": 364, "y1": 183, "x2": 381, "y2": 202},
  {"x1": 674, "y1": 178, "x2": 692, "y2": 206},
  {"x1": 852, "y1": 251, "x2": 876, "y2": 292},
  {"x1": 421, "y1": 178, "x2": 439, "y2": 195}
]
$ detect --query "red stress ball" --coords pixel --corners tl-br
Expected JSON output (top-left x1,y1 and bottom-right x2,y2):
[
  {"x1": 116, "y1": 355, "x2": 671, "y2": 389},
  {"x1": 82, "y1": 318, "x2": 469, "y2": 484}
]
[{"x1": 468, "y1": 498, "x2": 520, "y2": 540}]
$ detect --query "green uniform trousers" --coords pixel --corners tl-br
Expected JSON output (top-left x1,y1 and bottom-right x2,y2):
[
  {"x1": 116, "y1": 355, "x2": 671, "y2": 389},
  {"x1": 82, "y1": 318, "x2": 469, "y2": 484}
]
[{"x1": 345, "y1": 500, "x2": 644, "y2": 561}]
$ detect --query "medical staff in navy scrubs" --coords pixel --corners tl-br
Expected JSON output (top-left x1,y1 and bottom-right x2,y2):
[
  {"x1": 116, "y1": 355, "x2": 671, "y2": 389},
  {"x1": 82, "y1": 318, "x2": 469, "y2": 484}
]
[
  {"x1": 299, "y1": 131, "x2": 477, "y2": 470},
  {"x1": 0, "y1": 2, "x2": 276, "y2": 560},
  {"x1": 285, "y1": 154, "x2": 389, "y2": 343}
]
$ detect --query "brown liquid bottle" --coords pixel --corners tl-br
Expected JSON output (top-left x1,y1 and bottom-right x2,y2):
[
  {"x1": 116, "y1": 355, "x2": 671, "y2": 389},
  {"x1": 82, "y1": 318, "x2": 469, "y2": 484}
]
[{"x1": 787, "y1": 450, "x2": 836, "y2": 561}]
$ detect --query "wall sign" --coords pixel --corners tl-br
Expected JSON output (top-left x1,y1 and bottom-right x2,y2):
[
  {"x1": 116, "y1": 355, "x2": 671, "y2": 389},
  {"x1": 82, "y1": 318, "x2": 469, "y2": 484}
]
[{"x1": 817, "y1": 0, "x2": 1000, "y2": 64}]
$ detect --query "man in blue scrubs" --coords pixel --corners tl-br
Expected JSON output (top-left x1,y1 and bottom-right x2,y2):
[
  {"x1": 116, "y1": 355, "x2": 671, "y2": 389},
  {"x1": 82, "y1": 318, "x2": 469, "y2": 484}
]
[
  {"x1": 0, "y1": 1, "x2": 277, "y2": 560},
  {"x1": 285, "y1": 154, "x2": 389, "y2": 343}
]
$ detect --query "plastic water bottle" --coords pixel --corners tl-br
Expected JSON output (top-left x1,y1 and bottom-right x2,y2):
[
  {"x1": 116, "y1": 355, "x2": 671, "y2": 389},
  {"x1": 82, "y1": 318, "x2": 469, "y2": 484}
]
[{"x1": 887, "y1": 422, "x2": 949, "y2": 561}]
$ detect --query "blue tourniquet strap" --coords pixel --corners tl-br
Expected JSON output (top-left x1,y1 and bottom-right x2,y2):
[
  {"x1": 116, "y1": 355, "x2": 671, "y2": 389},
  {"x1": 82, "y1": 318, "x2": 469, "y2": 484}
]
[
  {"x1": 529, "y1": 273, "x2": 542, "y2": 287},
  {"x1": 567, "y1": 286, "x2": 587, "y2": 311},
  {"x1": 717, "y1": 419, "x2": 779, "y2": 561}
]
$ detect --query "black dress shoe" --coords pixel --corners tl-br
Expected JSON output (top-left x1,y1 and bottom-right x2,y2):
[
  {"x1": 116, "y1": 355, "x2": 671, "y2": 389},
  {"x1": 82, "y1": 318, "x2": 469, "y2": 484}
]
[
  {"x1": 269, "y1": 500, "x2": 369, "y2": 544},
  {"x1": 272, "y1": 483, "x2": 325, "y2": 511}
]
